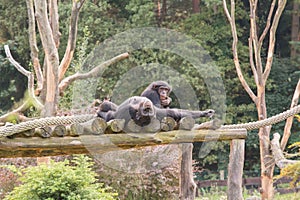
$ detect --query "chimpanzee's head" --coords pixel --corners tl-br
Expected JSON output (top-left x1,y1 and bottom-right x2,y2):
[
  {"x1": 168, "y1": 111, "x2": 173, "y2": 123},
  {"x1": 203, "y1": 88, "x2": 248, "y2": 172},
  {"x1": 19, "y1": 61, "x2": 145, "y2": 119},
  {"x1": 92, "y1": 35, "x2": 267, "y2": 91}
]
[
  {"x1": 151, "y1": 81, "x2": 171, "y2": 100},
  {"x1": 127, "y1": 96, "x2": 156, "y2": 126}
]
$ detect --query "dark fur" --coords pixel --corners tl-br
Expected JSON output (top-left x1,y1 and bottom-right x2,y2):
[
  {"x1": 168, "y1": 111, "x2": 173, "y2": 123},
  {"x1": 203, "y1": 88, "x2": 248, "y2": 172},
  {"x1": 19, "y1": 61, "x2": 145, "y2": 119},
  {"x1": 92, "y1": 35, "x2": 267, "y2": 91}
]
[
  {"x1": 97, "y1": 96, "x2": 214, "y2": 127},
  {"x1": 99, "y1": 100, "x2": 118, "y2": 112},
  {"x1": 141, "y1": 81, "x2": 172, "y2": 108}
]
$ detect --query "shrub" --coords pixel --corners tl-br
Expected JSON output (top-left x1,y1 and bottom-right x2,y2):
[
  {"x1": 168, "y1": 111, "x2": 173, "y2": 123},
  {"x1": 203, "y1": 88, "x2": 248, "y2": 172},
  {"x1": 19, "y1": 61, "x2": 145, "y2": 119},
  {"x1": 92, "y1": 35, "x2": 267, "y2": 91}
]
[
  {"x1": 0, "y1": 157, "x2": 36, "y2": 199},
  {"x1": 4, "y1": 155, "x2": 117, "y2": 200}
]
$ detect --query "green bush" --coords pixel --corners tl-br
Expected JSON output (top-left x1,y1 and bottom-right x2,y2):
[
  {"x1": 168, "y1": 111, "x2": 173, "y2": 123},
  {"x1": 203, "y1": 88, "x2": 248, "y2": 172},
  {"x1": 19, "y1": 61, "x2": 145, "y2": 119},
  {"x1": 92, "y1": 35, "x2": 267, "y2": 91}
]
[{"x1": 4, "y1": 155, "x2": 117, "y2": 200}]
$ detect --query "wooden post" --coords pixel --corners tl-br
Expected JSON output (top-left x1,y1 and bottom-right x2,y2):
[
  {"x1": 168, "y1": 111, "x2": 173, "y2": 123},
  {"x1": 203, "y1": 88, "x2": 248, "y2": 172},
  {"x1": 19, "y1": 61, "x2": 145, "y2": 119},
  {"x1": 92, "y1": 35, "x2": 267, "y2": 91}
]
[
  {"x1": 179, "y1": 143, "x2": 196, "y2": 200},
  {"x1": 227, "y1": 139, "x2": 245, "y2": 200}
]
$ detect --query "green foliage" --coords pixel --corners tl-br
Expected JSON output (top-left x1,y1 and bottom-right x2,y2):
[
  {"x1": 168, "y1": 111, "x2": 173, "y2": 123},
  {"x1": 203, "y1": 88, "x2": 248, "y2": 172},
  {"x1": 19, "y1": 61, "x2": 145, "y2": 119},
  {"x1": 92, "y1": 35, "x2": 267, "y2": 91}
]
[
  {"x1": 125, "y1": 0, "x2": 156, "y2": 26},
  {"x1": 0, "y1": 157, "x2": 36, "y2": 199},
  {"x1": 0, "y1": 44, "x2": 27, "y2": 114},
  {"x1": 276, "y1": 162, "x2": 300, "y2": 188},
  {"x1": 266, "y1": 58, "x2": 299, "y2": 133},
  {"x1": 4, "y1": 155, "x2": 117, "y2": 200},
  {"x1": 275, "y1": 139, "x2": 300, "y2": 188},
  {"x1": 59, "y1": 26, "x2": 91, "y2": 111},
  {"x1": 176, "y1": 6, "x2": 258, "y2": 177},
  {"x1": 0, "y1": 1, "x2": 30, "y2": 113},
  {"x1": 0, "y1": 0, "x2": 30, "y2": 63}
]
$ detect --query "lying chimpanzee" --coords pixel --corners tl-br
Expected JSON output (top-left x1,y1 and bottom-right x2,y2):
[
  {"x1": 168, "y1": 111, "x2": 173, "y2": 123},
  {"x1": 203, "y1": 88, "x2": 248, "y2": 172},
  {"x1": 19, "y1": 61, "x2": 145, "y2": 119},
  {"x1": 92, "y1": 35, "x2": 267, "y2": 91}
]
[{"x1": 97, "y1": 96, "x2": 214, "y2": 127}]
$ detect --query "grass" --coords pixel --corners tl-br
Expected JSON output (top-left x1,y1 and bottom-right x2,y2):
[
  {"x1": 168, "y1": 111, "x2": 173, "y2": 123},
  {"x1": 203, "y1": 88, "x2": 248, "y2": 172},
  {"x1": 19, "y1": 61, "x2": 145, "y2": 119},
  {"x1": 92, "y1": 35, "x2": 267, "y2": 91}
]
[{"x1": 195, "y1": 186, "x2": 300, "y2": 200}]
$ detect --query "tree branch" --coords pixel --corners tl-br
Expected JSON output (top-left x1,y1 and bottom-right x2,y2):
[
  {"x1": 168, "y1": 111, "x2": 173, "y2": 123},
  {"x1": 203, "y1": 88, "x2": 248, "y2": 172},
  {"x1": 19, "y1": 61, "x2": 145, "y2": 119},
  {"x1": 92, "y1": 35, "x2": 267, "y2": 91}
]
[
  {"x1": 223, "y1": 0, "x2": 257, "y2": 103},
  {"x1": 59, "y1": 52, "x2": 129, "y2": 94},
  {"x1": 249, "y1": 0, "x2": 262, "y2": 79},
  {"x1": 263, "y1": 0, "x2": 287, "y2": 81},
  {"x1": 281, "y1": 79, "x2": 300, "y2": 150},
  {"x1": 58, "y1": 0, "x2": 85, "y2": 82},
  {"x1": 0, "y1": 101, "x2": 32, "y2": 122},
  {"x1": 249, "y1": 38, "x2": 259, "y2": 85},
  {"x1": 271, "y1": 132, "x2": 298, "y2": 169},
  {"x1": 258, "y1": 0, "x2": 276, "y2": 47},
  {"x1": 222, "y1": 0, "x2": 231, "y2": 21},
  {"x1": 26, "y1": 0, "x2": 43, "y2": 95},
  {"x1": 4, "y1": 45, "x2": 43, "y2": 110},
  {"x1": 48, "y1": 0, "x2": 61, "y2": 48},
  {"x1": 34, "y1": 0, "x2": 60, "y2": 117}
]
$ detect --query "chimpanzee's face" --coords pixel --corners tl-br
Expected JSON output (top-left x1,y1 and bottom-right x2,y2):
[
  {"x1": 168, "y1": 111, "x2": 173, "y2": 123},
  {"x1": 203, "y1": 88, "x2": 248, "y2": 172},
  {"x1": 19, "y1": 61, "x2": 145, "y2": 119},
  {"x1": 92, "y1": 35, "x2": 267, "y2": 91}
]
[
  {"x1": 128, "y1": 97, "x2": 155, "y2": 126},
  {"x1": 158, "y1": 86, "x2": 169, "y2": 100}
]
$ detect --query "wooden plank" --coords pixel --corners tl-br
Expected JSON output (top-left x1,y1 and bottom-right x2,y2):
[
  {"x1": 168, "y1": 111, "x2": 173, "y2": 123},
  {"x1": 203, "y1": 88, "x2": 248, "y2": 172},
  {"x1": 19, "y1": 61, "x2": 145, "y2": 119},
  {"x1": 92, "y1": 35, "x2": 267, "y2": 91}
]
[
  {"x1": 243, "y1": 177, "x2": 261, "y2": 186},
  {"x1": 197, "y1": 179, "x2": 228, "y2": 188},
  {"x1": 227, "y1": 139, "x2": 245, "y2": 200},
  {"x1": 0, "y1": 129, "x2": 247, "y2": 158}
]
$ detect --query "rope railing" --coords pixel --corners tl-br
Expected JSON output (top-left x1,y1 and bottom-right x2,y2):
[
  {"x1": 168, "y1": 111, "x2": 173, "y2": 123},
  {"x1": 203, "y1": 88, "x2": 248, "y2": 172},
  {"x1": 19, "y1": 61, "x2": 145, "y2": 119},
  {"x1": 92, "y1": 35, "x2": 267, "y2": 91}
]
[{"x1": 0, "y1": 114, "x2": 94, "y2": 137}]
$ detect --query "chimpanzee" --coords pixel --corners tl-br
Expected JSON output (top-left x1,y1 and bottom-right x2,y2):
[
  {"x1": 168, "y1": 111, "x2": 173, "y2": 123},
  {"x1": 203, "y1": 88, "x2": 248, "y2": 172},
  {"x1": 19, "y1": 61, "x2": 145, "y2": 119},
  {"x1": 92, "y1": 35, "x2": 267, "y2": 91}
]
[
  {"x1": 97, "y1": 96, "x2": 214, "y2": 127},
  {"x1": 98, "y1": 98, "x2": 118, "y2": 112},
  {"x1": 141, "y1": 81, "x2": 172, "y2": 108}
]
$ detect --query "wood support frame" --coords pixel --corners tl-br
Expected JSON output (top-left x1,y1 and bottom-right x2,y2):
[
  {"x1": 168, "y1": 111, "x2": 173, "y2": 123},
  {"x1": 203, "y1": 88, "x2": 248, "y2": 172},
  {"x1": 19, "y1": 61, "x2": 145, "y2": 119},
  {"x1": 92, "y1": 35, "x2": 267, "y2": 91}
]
[
  {"x1": 227, "y1": 139, "x2": 245, "y2": 200},
  {"x1": 0, "y1": 128, "x2": 246, "y2": 199}
]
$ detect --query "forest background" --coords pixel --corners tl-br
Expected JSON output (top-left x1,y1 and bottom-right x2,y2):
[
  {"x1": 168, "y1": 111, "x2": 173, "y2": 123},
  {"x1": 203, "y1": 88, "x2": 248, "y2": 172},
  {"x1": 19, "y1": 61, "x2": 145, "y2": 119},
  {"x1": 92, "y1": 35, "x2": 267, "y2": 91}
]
[{"x1": 0, "y1": 0, "x2": 299, "y2": 183}]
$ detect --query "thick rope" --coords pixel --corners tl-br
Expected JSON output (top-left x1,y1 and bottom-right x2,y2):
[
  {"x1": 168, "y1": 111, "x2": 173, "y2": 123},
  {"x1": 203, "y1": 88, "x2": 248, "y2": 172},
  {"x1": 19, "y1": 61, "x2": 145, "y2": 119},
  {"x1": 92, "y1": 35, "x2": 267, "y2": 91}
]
[
  {"x1": 222, "y1": 104, "x2": 300, "y2": 130},
  {"x1": 0, "y1": 114, "x2": 94, "y2": 137},
  {"x1": 0, "y1": 105, "x2": 299, "y2": 137}
]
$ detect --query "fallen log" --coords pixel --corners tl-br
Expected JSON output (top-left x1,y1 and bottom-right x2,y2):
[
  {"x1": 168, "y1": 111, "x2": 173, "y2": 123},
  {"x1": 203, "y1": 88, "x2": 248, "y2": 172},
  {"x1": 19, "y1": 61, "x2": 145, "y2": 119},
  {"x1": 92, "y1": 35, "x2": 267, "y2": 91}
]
[
  {"x1": 178, "y1": 117, "x2": 195, "y2": 130},
  {"x1": 160, "y1": 117, "x2": 177, "y2": 131},
  {"x1": 52, "y1": 125, "x2": 67, "y2": 137},
  {"x1": 35, "y1": 127, "x2": 52, "y2": 138},
  {"x1": 125, "y1": 118, "x2": 161, "y2": 133},
  {"x1": 67, "y1": 123, "x2": 84, "y2": 136},
  {"x1": 106, "y1": 119, "x2": 125, "y2": 134},
  {"x1": 82, "y1": 118, "x2": 107, "y2": 135}
]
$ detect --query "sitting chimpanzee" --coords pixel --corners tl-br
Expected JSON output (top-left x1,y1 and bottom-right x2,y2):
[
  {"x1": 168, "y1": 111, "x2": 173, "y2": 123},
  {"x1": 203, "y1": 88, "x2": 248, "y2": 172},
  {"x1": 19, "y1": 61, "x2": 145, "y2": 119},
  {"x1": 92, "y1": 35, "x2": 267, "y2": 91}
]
[
  {"x1": 97, "y1": 96, "x2": 214, "y2": 127},
  {"x1": 141, "y1": 81, "x2": 172, "y2": 108}
]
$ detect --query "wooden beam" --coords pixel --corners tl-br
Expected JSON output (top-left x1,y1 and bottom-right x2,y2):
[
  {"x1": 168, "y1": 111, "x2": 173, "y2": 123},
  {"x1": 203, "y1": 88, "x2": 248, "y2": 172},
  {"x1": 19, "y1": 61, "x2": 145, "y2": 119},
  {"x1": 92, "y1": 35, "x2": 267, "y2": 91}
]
[{"x1": 0, "y1": 129, "x2": 246, "y2": 158}]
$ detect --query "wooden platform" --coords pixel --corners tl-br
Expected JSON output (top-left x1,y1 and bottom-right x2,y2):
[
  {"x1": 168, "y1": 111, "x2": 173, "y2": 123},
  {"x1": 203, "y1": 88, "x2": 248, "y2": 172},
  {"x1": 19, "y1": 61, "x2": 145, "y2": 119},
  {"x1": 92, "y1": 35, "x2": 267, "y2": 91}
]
[{"x1": 0, "y1": 128, "x2": 246, "y2": 158}]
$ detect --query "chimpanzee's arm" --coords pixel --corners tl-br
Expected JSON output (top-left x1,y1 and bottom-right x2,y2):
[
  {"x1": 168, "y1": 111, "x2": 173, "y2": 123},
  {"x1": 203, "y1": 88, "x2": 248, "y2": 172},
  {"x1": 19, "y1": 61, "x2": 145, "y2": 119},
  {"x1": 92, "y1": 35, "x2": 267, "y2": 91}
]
[
  {"x1": 155, "y1": 108, "x2": 214, "y2": 121},
  {"x1": 97, "y1": 111, "x2": 115, "y2": 121},
  {"x1": 141, "y1": 90, "x2": 161, "y2": 108}
]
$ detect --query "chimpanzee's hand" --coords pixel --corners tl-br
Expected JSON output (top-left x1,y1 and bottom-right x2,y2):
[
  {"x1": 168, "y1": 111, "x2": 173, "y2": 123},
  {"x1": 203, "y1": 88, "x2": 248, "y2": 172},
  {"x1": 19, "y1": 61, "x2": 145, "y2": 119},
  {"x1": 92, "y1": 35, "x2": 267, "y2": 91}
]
[
  {"x1": 161, "y1": 97, "x2": 172, "y2": 107},
  {"x1": 204, "y1": 109, "x2": 215, "y2": 118}
]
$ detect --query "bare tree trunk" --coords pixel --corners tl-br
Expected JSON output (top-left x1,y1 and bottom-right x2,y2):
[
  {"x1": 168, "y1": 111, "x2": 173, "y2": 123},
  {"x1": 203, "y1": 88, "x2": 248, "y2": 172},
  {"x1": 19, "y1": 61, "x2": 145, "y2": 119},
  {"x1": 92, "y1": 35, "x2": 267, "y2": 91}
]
[
  {"x1": 291, "y1": 0, "x2": 299, "y2": 58},
  {"x1": 192, "y1": 0, "x2": 200, "y2": 13},
  {"x1": 162, "y1": 0, "x2": 167, "y2": 18},
  {"x1": 34, "y1": 0, "x2": 59, "y2": 117},
  {"x1": 257, "y1": 87, "x2": 274, "y2": 200},
  {"x1": 157, "y1": 0, "x2": 161, "y2": 20},
  {"x1": 223, "y1": 0, "x2": 287, "y2": 199},
  {"x1": 26, "y1": 0, "x2": 43, "y2": 95}
]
